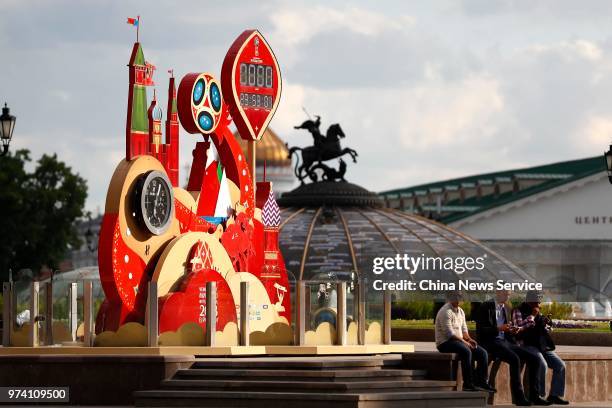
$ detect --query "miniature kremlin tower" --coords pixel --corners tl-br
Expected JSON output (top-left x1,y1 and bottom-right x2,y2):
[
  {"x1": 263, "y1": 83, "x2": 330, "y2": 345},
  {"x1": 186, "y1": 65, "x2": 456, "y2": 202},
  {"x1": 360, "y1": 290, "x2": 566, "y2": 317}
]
[{"x1": 125, "y1": 41, "x2": 179, "y2": 186}]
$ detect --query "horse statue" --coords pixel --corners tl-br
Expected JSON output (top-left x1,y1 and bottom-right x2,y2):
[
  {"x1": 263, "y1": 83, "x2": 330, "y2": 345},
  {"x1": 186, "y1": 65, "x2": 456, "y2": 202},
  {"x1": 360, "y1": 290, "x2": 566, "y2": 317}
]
[{"x1": 288, "y1": 115, "x2": 358, "y2": 184}]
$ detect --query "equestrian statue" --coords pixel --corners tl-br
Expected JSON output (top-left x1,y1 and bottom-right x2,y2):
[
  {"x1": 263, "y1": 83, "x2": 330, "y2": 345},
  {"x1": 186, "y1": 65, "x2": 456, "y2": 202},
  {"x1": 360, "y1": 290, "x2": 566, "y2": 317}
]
[{"x1": 288, "y1": 115, "x2": 358, "y2": 184}]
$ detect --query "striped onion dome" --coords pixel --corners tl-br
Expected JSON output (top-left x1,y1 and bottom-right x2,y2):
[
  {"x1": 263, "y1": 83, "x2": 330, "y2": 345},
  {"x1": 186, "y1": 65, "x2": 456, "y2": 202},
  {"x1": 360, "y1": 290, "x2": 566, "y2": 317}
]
[
  {"x1": 262, "y1": 190, "x2": 281, "y2": 227},
  {"x1": 277, "y1": 181, "x2": 531, "y2": 299}
]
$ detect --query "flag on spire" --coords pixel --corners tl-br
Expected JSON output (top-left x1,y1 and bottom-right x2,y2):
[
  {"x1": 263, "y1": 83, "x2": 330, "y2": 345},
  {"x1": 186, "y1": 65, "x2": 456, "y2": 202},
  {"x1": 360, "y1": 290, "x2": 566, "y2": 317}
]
[{"x1": 127, "y1": 16, "x2": 140, "y2": 41}]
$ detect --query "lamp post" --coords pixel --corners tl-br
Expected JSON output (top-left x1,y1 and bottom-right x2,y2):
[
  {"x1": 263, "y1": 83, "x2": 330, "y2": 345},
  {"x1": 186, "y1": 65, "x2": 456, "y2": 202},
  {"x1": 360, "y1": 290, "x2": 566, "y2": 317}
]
[
  {"x1": 84, "y1": 212, "x2": 99, "y2": 254},
  {"x1": 604, "y1": 144, "x2": 612, "y2": 184},
  {"x1": 0, "y1": 103, "x2": 16, "y2": 157}
]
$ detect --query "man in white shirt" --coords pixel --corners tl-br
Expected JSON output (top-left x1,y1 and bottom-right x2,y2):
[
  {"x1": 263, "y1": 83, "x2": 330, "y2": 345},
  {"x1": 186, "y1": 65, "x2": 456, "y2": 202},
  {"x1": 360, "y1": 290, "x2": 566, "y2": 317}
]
[{"x1": 435, "y1": 291, "x2": 494, "y2": 392}]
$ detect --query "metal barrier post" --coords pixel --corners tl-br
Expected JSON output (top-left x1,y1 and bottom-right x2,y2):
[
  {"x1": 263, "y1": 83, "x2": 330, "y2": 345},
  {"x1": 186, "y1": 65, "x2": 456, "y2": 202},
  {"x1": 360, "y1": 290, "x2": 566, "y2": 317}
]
[
  {"x1": 147, "y1": 281, "x2": 158, "y2": 347},
  {"x1": 45, "y1": 282, "x2": 53, "y2": 345},
  {"x1": 383, "y1": 290, "x2": 392, "y2": 344},
  {"x1": 304, "y1": 284, "x2": 311, "y2": 331},
  {"x1": 336, "y1": 282, "x2": 347, "y2": 346},
  {"x1": 295, "y1": 280, "x2": 306, "y2": 346},
  {"x1": 68, "y1": 282, "x2": 78, "y2": 342},
  {"x1": 239, "y1": 282, "x2": 249, "y2": 346},
  {"x1": 2, "y1": 282, "x2": 13, "y2": 347},
  {"x1": 205, "y1": 281, "x2": 216, "y2": 347},
  {"x1": 29, "y1": 281, "x2": 39, "y2": 347},
  {"x1": 358, "y1": 282, "x2": 365, "y2": 345},
  {"x1": 83, "y1": 280, "x2": 93, "y2": 346}
]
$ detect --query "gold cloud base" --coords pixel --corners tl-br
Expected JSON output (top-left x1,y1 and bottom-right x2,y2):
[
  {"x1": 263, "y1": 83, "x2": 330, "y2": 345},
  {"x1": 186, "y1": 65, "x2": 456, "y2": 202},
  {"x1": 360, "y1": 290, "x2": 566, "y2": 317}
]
[{"x1": 0, "y1": 344, "x2": 414, "y2": 356}]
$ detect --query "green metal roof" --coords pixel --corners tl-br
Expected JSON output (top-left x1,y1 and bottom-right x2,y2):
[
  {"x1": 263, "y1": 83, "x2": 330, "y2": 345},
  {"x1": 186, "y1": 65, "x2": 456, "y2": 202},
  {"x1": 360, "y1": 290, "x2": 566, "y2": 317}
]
[
  {"x1": 131, "y1": 86, "x2": 149, "y2": 132},
  {"x1": 129, "y1": 43, "x2": 145, "y2": 66},
  {"x1": 379, "y1": 156, "x2": 605, "y2": 224}
]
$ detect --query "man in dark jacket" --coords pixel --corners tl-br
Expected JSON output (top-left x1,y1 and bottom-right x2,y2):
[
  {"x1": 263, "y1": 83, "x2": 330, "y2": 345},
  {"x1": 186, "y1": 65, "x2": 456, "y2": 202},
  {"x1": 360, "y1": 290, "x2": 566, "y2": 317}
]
[
  {"x1": 476, "y1": 290, "x2": 548, "y2": 406},
  {"x1": 512, "y1": 291, "x2": 569, "y2": 405}
]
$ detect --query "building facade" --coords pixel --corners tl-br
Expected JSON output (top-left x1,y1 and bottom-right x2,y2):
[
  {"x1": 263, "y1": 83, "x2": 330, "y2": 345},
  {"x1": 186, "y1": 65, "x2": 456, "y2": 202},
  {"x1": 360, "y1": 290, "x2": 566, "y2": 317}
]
[{"x1": 380, "y1": 156, "x2": 612, "y2": 316}]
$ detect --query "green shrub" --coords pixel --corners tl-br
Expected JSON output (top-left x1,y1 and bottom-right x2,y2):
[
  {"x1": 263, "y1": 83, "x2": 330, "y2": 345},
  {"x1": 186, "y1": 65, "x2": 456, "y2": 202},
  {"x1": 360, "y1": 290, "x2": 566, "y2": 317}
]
[
  {"x1": 392, "y1": 301, "x2": 435, "y2": 320},
  {"x1": 540, "y1": 302, "x2": 573, "y2": 320},
  {"x1": 507, "y1": 300, "x2": 572, "y2": 320}
]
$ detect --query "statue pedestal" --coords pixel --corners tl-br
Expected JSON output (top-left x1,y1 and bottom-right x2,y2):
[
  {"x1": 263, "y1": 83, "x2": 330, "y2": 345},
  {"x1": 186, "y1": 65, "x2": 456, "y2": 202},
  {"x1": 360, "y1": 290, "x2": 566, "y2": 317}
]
[{"x1": 278, "y1": 181, "x2": 383, "y2": 208}]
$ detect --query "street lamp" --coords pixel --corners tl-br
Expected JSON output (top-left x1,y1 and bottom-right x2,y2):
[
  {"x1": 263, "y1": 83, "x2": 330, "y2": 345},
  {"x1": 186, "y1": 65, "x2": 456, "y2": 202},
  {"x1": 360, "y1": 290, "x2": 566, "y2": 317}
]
[
  {"x1": 604, "y1": 144, "x2": 612, "y2": 184},
  {"x1": 0, "y1": 103, "x2": 16, "y2": 156},
  {"x1": 84, "y1": 212, "x2": 99, "y2": 254}
]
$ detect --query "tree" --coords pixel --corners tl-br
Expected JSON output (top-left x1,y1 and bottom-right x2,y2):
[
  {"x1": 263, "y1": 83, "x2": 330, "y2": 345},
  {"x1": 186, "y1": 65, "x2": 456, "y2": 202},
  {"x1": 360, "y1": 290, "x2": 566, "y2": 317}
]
[{"x1": 0, "y1": 149, "x2": 88, "y2": 281}]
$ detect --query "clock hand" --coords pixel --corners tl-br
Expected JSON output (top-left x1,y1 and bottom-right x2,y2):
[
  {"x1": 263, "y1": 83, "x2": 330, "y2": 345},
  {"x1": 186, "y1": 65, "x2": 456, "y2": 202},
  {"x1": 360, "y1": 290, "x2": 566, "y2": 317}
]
[{"x1": 153, "y1": 184, "x2": 162, "y2": 218}]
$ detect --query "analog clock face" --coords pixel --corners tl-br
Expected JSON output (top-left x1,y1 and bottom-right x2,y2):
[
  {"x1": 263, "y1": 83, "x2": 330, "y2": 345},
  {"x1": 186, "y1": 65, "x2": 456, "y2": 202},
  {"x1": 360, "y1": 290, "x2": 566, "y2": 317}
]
[{"x1": 136, "y1": 171, "x2": 174, "y2": 235}]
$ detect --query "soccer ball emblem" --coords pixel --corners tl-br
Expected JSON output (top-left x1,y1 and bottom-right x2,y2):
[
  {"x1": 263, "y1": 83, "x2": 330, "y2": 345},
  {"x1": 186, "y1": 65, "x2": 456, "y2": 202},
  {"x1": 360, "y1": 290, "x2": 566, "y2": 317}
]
[{"x1": 177, "y1": 72, "x2": 223, "y2": 135}]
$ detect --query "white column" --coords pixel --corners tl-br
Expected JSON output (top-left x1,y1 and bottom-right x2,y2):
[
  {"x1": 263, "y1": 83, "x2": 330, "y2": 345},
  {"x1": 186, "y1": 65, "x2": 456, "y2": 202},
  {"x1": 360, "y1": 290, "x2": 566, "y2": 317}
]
[
  {"x1": 205, "y1": 281, "x2": 216, "y2": 347},
  {"x1": 83, "y1": 280, "x2": 94, "y2": 347},
  {"x1": 383, "y1": 290, "x2": 392, "y2": 345},
  {"x1": 68, "y1": 282, "x2": 78, "y2": 342},
  {"x1": 146, "y1": 282, "x2": 158, "y2": 347},
  {"x1": 2, "y1": 282, "x2": 13, "y2": 347},
  {"x1": 239, "y1": 282, "x2": 249, "y2": 346},
  {"x1": 336, "y1": 282, "x2": 346, "y2": 346},
  {"x1": 29, "y1": 281, "x2": 39, "y2": 347}
]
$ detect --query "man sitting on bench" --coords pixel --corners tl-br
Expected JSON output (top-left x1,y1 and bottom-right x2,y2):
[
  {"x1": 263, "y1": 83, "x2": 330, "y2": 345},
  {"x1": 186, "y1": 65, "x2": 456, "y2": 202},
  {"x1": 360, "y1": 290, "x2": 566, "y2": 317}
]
[
  {"x1": 435, "y1": 291, "x2": 495, "y2": 392},
  {"x1": 476, "y1": 289, "x2": 547, "y2": 406}
]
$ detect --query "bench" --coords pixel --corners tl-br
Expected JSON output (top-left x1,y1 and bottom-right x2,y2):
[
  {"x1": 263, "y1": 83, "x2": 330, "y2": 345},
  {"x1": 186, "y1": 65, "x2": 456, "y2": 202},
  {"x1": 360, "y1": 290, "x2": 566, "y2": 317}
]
[{"x1": 402, "y1": 352, "x2": 530, "y2": 405}]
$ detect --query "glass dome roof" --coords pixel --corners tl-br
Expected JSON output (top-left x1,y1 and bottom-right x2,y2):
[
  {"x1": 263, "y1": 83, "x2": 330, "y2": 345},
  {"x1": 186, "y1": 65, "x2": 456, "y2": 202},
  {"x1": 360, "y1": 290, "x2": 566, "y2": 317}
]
[{"x1": 278, "y1": 205, "x2": 532, "y2": 300}]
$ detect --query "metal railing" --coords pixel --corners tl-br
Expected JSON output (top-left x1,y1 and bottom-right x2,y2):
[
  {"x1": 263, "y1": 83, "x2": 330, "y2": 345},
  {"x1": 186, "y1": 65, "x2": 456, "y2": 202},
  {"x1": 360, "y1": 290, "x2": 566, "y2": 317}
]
[{"x1": 2, "y1": 279, "x2": 392, "y2": 347}]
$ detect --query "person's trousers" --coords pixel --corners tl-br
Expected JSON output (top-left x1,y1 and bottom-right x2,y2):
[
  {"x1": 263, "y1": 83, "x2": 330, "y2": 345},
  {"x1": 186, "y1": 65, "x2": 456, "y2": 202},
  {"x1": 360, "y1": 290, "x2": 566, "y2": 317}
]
[
  {"x1": 483, "y1": 339, "x2": 544, "y2": 400},
  {"x1": 437, "y1": 339, "x2": 488, "y2": 387},
  {"x1": 523, "y1": 346, "x2": 566, "y2": 398}
]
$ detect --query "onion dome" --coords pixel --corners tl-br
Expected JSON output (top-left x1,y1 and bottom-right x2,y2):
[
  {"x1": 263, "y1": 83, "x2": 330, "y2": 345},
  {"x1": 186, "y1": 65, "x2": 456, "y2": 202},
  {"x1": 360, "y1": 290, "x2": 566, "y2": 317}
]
[
  {"x1": 234, "y1": 128, "x2": 291, "y2": 167},
  {"x1": 262, "y1": 190, "x2": 281, "y2": 228},
  {"x1": 152, "y1": 105, "x2": 163, "y2": 121}
]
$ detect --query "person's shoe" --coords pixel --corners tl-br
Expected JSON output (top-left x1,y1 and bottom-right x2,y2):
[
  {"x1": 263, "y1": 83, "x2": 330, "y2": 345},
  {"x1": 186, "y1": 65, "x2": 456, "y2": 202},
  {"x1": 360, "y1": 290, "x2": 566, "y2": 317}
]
[
  {"x1": 530, "y1": 396, "x2": 552, "y2": 406},
  {"x1": 475, "y1": 382, "x2": 496, "y2": 393},
  {"x1": 547, "y1": 396, "x2": 570, "y2": 405},
  {"x1": 462, "y1": 384, "x2": 481, "y2": 392},
  {"x1": 515, "y1": 398, "x2": 532, "y2": 406}
]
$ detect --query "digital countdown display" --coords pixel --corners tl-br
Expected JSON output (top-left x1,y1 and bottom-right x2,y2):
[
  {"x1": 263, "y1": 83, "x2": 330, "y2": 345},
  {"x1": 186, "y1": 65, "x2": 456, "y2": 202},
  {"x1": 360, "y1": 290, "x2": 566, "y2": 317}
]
[
  {"x1": 221, "y1": 30, "x2": 281, "y2": 141},
  {"x1": 239, "y1": 63, "x2": 274, "y2": 89}
]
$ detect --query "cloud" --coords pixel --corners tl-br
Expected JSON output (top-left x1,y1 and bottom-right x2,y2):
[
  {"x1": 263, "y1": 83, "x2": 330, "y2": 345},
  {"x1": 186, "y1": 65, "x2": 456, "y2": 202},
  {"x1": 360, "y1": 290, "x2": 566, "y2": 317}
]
[
  {"x1": 577, "y1": 116, "x2": 612, "y2": 155},
  {"x1": 455, "y1": 0, "x2": 612, "y2": 22},
  {"x1": 270, "y1": 5, "x2": 412, "y2": 46},
  {"x1": 487, "y1": 38, "x2": 612, "y2": 165},
  {"x1": 524, "y1": 40, "x2": 603, "y2": 62},
  {"x1": 397, "y1": 75, "x2": 504, "y2": 149},
  {"x1": 1, "y1": 1, "x2": 612, "y2": 208},
  {"x1": 269, "y1": 4, "x2": 418, "y2": 81}
]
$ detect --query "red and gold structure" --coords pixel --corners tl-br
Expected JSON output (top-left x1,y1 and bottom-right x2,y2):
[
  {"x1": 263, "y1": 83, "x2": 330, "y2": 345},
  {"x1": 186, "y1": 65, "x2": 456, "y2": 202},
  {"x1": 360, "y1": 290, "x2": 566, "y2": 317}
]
[
  {"x1": 222, "y1": 29, "x2": 282, "y2": 193},
  {"x1": 95, "y1": 28, "x2": 289, "y2": 346}
]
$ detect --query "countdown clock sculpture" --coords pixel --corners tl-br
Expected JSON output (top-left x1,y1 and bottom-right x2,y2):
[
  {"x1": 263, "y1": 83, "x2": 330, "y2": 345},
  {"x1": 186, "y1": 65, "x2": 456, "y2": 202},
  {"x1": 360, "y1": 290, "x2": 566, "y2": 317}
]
[
  {"x1": 221, "y1": 29, "x2": 282, "y2": 142},
  {"x1": 95, "y1": 26, "x2": 291, "y2": 345}
]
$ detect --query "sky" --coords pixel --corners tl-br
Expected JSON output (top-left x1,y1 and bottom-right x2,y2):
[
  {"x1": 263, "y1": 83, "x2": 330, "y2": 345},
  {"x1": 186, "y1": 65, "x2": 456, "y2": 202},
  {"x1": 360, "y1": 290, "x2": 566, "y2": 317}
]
[{"x1": 2, "y1": 0, "x2": 612, "y2": 212}]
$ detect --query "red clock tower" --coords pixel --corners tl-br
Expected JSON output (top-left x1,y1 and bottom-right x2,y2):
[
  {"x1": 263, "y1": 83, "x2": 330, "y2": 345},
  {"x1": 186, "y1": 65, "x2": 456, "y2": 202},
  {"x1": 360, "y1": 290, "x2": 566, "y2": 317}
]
[
  {"x1": 126, "y1": 42, "x2": 151, "y2": 160},
  {"x1": 165, "y1": 75, "x2": 179, "y2": 187},
  {"x1": 125, "y1": 41, "x2": 179, "y2": 187}
]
